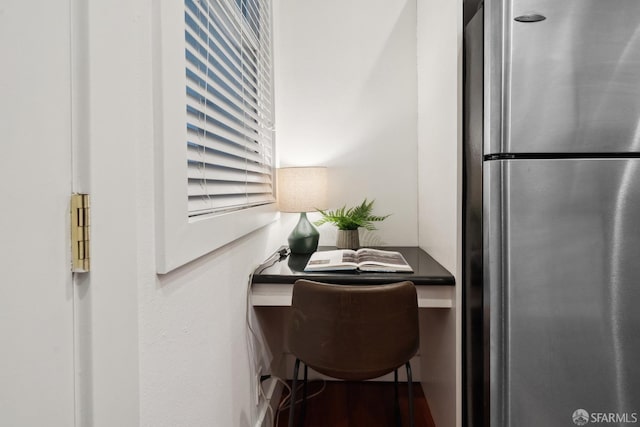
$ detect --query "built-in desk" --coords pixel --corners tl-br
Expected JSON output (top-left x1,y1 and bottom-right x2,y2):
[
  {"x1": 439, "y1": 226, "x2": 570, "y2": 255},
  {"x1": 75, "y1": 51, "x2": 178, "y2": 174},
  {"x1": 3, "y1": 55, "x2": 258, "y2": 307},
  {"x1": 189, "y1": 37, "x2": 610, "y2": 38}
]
[
  {"x1": 251, "y1": 246, "x2": 455, "y2": 308},
  {"x1": 250, "y1": 246, "x2": 458, "y2": 427}
]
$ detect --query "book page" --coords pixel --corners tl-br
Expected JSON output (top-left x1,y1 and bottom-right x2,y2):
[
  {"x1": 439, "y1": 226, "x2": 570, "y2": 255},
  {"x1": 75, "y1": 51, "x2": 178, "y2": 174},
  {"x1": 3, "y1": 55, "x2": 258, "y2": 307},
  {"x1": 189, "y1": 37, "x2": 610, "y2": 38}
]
[
  {"x1": 355, "y1": 248, "x2": 406, "y2": 266},
  {"x1": 341, "y1": 250, "x2": 357, "y2": 264},
  {"x1": 304, "y1": 249, "x2": 358, "y2": 271},
  {"x1": 355, "y1": 248, "x2": 413, "y2": 271}
]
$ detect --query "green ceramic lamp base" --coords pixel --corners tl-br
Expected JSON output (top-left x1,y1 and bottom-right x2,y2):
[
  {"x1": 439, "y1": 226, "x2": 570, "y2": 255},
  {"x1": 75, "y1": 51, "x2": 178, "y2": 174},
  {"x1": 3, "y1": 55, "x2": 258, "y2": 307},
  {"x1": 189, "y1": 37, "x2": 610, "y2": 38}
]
[{"x1": 288, "y1": 212, "x2": 320, "y2": 254}]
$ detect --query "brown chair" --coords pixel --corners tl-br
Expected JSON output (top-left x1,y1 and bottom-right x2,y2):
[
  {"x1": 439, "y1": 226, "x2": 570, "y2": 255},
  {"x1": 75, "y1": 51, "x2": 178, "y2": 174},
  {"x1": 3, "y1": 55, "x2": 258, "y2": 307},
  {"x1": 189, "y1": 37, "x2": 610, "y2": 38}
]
[{"x1": 287, "y1": 279, "x2": 419, "y2": 427}]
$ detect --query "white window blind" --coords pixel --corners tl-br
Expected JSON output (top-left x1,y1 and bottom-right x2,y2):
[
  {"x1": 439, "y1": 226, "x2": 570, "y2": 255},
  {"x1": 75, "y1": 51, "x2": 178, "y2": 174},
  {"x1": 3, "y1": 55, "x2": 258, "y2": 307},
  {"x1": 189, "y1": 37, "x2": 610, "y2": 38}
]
[{"x1": 184, "y1": 0, "x2": 274, "y2": 217}]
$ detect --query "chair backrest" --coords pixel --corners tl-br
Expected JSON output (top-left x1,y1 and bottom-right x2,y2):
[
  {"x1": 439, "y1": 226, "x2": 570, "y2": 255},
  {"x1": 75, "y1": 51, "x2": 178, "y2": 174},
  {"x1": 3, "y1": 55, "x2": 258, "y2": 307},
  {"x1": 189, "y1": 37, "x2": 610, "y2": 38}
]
[{"x1": 288, "y1": 279, "x2": 419, "y2": 381}]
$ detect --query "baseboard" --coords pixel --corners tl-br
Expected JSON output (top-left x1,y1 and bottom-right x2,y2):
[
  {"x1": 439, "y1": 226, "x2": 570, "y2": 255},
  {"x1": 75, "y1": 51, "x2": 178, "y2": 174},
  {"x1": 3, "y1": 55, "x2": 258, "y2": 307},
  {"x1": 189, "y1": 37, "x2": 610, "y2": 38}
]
[{"x1": 255, "y1": 377, "x2": 283, "y2": 427}]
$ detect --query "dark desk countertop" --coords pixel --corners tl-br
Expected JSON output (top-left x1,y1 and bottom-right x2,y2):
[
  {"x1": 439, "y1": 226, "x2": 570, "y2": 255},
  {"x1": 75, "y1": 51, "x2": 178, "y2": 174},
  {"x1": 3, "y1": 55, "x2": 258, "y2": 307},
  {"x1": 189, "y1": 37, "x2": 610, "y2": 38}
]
[{"x1": 251, "y1": 246, "x2": 455, "y2": 286}]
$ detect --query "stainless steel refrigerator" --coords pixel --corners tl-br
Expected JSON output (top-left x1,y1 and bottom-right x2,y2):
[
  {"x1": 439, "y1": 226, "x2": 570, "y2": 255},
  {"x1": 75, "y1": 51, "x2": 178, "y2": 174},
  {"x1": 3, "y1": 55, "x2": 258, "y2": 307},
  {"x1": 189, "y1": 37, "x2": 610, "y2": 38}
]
[{"x1": 463, "y1": 1, "x2": 640, "y2": 426}]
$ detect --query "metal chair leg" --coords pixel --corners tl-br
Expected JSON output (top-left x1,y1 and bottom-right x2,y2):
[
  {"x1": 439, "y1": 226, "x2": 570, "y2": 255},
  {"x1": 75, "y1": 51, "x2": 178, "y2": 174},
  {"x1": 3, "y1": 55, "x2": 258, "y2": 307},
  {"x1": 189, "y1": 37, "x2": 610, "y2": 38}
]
[
  {"x1": 394, "y1": 368, "x2": 401, "y2": 427},
  {"x1": 298, "y1": 363, "x2": 308, "y2": 427},
  {"x1": 406, "y1": 362, "x2": 415, "y2": 427},
  {"x1": 288, "y1": 358, "x2": 300, "y2": 427},
  {"x1": 394, "y1": 368, "x2": 399, "y2": 403}
]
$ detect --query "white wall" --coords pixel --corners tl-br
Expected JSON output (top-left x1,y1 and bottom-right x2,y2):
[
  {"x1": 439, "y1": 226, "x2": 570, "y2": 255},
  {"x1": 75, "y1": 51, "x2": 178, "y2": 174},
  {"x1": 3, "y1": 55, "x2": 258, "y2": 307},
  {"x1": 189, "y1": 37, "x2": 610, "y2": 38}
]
[
  {"x1": 273, "y1": 0, "x2": 419, "y2": 247},
  {"x1": 417, "y1": 0, "x2": 462, "y2": 274},
  {"x1": 139, "y1": 227, "x2": 293, "y2": 427},
  {"x1": 72, "y1": 1, "x2": 291, "y2": 426},
  {"x1": 417, "y1": 1, "x2": 463, "y2": 427}
]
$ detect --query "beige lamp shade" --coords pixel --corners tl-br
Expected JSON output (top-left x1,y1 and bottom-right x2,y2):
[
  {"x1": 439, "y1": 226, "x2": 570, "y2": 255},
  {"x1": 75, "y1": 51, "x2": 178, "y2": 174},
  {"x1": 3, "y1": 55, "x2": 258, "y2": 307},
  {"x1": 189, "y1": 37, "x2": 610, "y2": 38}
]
[{"x1": 277, "y1": 167, "x2": 328, "y2": 212}]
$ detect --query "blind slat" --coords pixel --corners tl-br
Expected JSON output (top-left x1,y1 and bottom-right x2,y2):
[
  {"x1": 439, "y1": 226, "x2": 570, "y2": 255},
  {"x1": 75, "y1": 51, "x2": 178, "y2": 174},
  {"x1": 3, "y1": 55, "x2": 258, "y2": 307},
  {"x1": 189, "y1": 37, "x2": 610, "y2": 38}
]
[
  {"x1": 185, "y1": 47, "x2": 273, "y2": 127},
  {"x1": 186, "y1": 123, "x2": 270, "y2": 162},
  {"x1": 187, "y1": 180, "x2": 273, "y2": 196},
  {"x1": 187, "y1": 164, "x2": 273, "y2": 184},
  {"x1": 187, "y1": 143, "x2": 271, "y2": 174},
  {"x1": 185, "y1": 67, "x2": 266, "y2": 127},
  {"x1": 184, "y1": 0, "x2": 274, "y2": 217},
  {"x1": 185, "y1": 93, "x2": 271, "y2": 143},
  {"x1": 188, "y1": 193, "x2": 274, "y2": 216},
  {"x1": 185, "y1": 5, "x2": 272, "y2": 97},
  {"x1": 184, "y1": 37, "x2": 269, "y2": 116}
]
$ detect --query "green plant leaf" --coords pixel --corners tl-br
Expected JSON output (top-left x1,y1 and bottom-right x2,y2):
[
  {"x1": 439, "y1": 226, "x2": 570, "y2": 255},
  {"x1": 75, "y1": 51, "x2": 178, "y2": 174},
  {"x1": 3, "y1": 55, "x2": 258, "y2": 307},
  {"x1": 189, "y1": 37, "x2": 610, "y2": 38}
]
[{"x1": 313, "y1": 198, "x2": 390, "y2": 230}]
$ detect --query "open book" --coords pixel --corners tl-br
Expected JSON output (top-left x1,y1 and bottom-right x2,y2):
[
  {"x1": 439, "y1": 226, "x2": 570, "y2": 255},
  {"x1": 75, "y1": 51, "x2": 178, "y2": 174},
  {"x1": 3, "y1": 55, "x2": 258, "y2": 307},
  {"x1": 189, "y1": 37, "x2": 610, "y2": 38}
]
[{"x1": 304, "y1": 248, "x2": 413, "y2": 273}]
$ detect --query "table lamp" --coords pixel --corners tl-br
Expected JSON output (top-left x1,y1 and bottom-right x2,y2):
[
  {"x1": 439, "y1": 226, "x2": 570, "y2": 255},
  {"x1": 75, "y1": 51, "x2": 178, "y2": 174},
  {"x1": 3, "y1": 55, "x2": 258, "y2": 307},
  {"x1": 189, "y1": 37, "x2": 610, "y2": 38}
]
[{"x1": 277, "y1": 167, "x2": 328, "y2": 254}]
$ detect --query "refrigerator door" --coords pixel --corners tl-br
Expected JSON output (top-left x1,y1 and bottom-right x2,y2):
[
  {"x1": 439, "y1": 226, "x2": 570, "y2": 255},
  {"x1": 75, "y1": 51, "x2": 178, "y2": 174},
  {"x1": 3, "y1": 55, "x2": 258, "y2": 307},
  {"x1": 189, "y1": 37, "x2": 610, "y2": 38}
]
[
  {"x1": 485, "y1": 158, "x2": 640, "y2": 427},
  {"x1": 486, "y1": 0, "x2": 640, "y2": 155}
]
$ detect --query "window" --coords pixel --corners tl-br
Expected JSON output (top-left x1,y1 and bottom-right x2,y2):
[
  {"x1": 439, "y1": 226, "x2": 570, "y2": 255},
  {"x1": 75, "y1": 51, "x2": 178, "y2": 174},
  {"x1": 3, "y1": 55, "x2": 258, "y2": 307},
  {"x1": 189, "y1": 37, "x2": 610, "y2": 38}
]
[
  {"x1": 185, "y1": 0, "x2": 274, "y2": 217},
  {"x1": 155, "y1": 0, "x2": 277, "y2": 273}
]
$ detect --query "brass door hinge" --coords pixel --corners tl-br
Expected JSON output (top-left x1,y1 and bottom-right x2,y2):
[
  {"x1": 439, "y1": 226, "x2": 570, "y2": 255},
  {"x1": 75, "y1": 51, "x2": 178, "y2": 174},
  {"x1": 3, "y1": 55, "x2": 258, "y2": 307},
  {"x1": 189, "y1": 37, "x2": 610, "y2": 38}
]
[{"x1": 71, "y1": 193, "x2": 90, "y2": 272}]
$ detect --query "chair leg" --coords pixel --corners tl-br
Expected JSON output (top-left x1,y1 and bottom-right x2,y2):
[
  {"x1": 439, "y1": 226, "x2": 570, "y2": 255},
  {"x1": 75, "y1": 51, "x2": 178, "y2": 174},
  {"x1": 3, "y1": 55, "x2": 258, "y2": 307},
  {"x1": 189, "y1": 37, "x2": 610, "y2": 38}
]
[
  {"x1": 394, "y1": 368, "x2": 399, "y2": 403},
  {"x1": 288, "y1": 358, "x2": 300, "y2": 427},
  {"x1": 299, "y1": 363, "x2": 308, "y2": 427},
  {"x1": 405, "y1": 362, "x2": 415, "y2": 427},
  {"x1": 394, "y1": 368, "x2": 401, "y2": 427}
]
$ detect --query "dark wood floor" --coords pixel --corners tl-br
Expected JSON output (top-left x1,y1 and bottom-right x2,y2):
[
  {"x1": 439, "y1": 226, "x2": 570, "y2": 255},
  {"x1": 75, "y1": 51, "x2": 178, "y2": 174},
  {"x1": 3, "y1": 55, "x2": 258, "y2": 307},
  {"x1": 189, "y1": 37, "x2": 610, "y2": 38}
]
[{"x1": 275, "y1": 381, "x2": 436, "y2": 427}]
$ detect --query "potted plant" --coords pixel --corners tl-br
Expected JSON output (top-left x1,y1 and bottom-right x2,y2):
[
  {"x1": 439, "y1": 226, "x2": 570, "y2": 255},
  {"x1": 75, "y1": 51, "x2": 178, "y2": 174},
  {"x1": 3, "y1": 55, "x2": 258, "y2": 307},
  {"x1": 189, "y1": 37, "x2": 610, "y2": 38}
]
[{"x1": 314, "y1": 199, "x2": 390, "y2": 249}]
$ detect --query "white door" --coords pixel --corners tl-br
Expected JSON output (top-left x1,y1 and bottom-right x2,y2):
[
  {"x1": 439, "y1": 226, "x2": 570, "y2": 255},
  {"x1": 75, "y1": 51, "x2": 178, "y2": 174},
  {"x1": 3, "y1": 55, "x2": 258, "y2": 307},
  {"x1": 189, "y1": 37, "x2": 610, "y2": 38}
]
[{"x1": 0, "y1": 1, "x2": 76, "y2": 425}]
